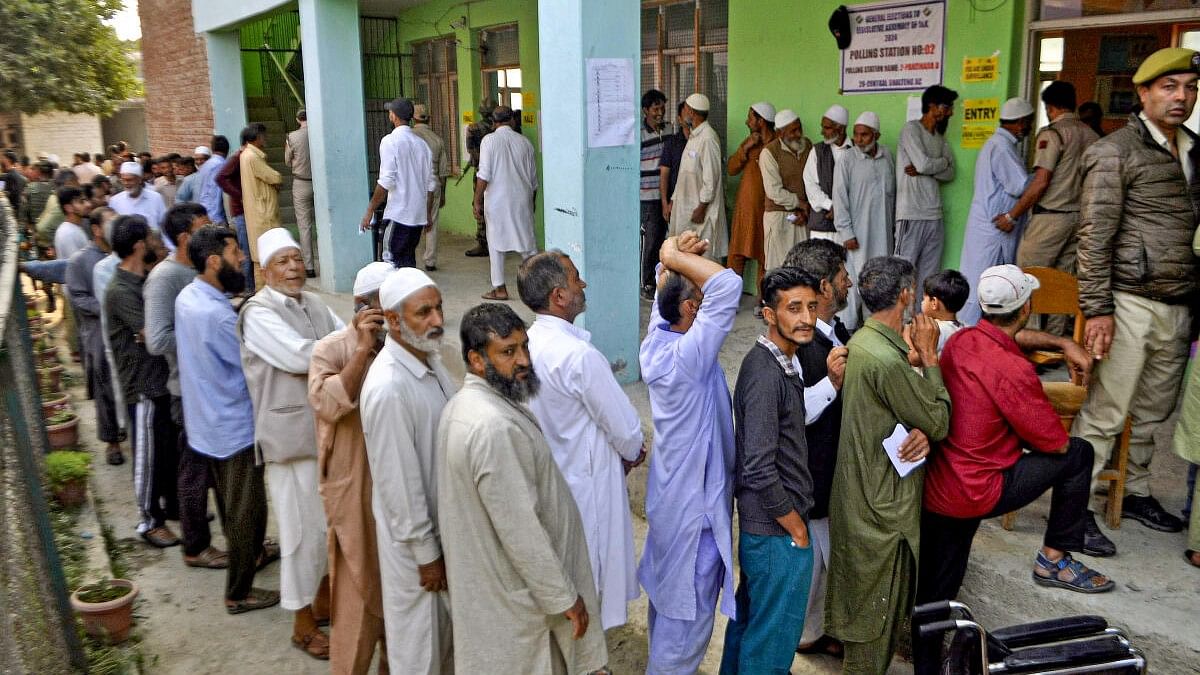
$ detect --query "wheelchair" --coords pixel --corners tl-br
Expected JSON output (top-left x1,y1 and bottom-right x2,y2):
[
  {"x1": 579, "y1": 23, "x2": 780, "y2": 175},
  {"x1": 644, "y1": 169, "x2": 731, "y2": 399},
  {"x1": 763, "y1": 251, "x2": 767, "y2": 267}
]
[{"x1": 912, "y1": 600, "x2": 1147, "y2": 674}]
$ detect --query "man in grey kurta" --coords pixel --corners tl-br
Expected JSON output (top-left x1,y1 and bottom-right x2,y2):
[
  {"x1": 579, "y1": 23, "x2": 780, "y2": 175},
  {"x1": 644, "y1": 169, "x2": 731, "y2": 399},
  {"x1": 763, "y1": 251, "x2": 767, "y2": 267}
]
[
  {"x1": 895, "y1": 85, "x2": 957, "y2": 298},
  {"x1": 826, "y1": 256, "x2": 951, "y2": 674},
  {"x1": 437, "y1": 303, "x2": 609, "y2": 674}
]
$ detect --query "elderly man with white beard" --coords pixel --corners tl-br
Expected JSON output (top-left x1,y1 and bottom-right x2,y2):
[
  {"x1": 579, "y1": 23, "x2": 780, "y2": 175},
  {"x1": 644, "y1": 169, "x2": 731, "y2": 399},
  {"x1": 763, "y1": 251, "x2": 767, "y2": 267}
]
[
  {"x1": 360, "y1": 268, "x2": 457, "y2": 674},
  {"x1": 237, "y1": 228, "x2": 343, "y2": 659}
]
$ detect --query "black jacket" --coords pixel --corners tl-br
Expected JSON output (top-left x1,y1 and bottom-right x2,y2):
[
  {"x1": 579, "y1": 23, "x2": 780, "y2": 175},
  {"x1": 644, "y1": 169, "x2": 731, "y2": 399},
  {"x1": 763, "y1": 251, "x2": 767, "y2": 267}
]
[{"x1": 796, "y1": 320, "x2": 850, "y2": 520}]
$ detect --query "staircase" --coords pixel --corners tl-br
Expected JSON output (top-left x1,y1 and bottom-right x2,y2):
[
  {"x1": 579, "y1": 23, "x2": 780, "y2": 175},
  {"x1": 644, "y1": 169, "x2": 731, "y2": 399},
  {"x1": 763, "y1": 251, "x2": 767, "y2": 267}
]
[{"x1": 246, "y1": 96, "x2": 298, "y2": 238}]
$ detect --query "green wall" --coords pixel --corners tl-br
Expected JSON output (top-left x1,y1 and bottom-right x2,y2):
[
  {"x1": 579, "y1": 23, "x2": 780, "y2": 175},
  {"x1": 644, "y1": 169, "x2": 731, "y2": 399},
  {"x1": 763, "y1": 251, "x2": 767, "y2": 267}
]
[
  {"x1": 727, "y1": 0, "x2": 1026, "y2": 269},
  {"x1": 394, "y1": 0, "x2": 542, "y2": 241}
]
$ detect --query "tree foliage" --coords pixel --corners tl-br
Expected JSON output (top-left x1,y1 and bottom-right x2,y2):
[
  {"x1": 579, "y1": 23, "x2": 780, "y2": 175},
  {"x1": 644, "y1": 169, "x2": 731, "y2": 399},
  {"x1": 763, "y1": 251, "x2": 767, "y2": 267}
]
[{"x1": 0, "y1": 0, "x2": 140, "y2": 116}]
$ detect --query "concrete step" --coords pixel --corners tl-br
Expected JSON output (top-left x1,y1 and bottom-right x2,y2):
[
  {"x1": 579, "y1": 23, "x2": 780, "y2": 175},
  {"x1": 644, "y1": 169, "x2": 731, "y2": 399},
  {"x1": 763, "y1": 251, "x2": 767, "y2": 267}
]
[
  {"x1": 248, "y1": 106, "x2": 281, "y2": 122},
  {"x1": 279, "y1": 205, "x2": 295, "y2": 224},
  {"x1": 269, "y1": 160, "x2": 289, "y2": 174},
  {"x1": 260, "y1": 120, "x2": 286, "y2": 135},
  {"x1": 264, "y1": 146, "x2": 285, "y2": 163}
]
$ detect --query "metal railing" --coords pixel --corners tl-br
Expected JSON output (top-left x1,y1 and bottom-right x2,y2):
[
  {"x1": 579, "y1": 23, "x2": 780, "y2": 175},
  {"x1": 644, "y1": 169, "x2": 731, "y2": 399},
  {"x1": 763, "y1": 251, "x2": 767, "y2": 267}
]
[{"x1": 0, "y1": 194, "x2": 86, "y2": 672}]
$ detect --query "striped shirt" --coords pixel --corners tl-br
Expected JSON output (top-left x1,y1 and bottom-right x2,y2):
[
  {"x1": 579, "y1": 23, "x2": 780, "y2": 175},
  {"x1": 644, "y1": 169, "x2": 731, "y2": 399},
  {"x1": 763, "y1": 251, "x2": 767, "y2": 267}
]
[{"x1": 641, "y1": 122, "x2": 666, "y2": 202}]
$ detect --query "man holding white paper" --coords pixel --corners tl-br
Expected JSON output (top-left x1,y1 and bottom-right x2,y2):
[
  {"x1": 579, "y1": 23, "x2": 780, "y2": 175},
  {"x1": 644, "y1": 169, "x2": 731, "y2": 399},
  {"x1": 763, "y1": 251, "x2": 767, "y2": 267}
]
[{"x1": 826, "y1": 256, "x2": 950, "y2": 674}]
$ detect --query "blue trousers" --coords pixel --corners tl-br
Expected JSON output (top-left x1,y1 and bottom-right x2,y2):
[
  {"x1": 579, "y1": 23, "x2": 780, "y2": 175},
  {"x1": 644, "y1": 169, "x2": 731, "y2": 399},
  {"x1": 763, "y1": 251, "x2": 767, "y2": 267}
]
[
  {"x1": 720, "y1": 531, "x2": 814, "y2": 674},
  {"x1": 21, "y1": 259, "x2": 68, "y2": 284},
  {"x1": 647, "y1": 529, "x2": 724, "y2": 674},
  {"x1": 231, "y1": 215, "x2": 255, "y2": 292}
]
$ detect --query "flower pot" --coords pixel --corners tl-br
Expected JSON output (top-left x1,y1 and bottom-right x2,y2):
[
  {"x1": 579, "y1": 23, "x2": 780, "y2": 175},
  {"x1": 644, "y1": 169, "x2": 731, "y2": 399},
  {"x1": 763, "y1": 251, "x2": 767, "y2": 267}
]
[
  {"x1": 46, "y1": 415, "x2": 79, "y2": 450},
  {"x1": 36, "y1": 345, "x2": 59, "y2": 367},
  {"x1": 37, "y1": 365, "x2": 63, "y2": 392},
  {"x1": 29, "y1": 330, "x2": 47, "y2": 344},
  {"x1": 52, "y1": 478, "x2": 88, "y2": 508},
  {"x1": 71, "y1": 580, "x2": 139, "y2": 644},
  {"x1": 41, "y1": 393, "x2": 70, "y2": 418}
]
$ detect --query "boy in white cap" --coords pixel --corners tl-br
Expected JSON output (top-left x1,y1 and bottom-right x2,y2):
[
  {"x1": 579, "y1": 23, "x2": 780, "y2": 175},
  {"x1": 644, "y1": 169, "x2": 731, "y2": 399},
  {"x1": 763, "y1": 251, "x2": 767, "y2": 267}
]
[
  {"x1": 237, "y1": 227, "x2": 344, "y2": 659},
  {"x1": 728, "y1": 100, "x2": 776, "y2": 296},
  {"x1": 916, "y1": 263, "x2": 1112, "y2": 674},
  {"x1": 832, "y1": 110, "x2": 895, "y2": 329},
  {"x1": 109, "y1": 160, "x2": 168, "y2": 248},
  {"x1": 308, "y1": 261, "x2": 392, "y2": 672},
  {"x1": 805, "y1": 104, "x2": 852, "y2": 239},
  {"x1": 958, "y1": 98, "x2": 1035, "y2": 326},
  {"x1": 359, "y1": 267, "x2": 457, "y2": 674},
  {"x1": 669, "y1": 93, "x2": 728, "y2": 261},
  {"x1": 759, "y1": 108, "x2": 812, "y2": 270}
]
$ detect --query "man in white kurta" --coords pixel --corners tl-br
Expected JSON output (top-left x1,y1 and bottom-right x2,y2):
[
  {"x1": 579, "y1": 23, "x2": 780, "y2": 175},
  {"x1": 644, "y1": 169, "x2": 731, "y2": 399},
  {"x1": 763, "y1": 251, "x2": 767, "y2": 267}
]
[
  {"x1": 668, "y1": 93, "x2": 728, "y2": 261},
  {"x1": 360, "y1": 268, "x2": 456, "y2": 675},
  {"x1": 832, "y1": 112, "x2": 896, "y2": 330},
  {"x1": 639, "y1": 232, "x2": 740, "y2": 673},
  {"x1": 237, "y1": 229, "x2": 343, "y2": 658},
  {"x1": 519, "y1": 251, "x2": 645, "y2": 630},
  {"x1": 437, "y1": 302, "x2": 608, "y2": 674},
  {"x1": 474, "y1": 105, "x2": 538, "y2": 299}
]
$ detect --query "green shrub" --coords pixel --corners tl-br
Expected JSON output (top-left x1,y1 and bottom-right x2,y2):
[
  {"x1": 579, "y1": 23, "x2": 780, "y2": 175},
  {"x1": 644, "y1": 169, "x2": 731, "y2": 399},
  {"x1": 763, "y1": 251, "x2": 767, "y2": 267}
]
[{"x1": 45, "y1": 450, "x2": 90, "y2": 488}]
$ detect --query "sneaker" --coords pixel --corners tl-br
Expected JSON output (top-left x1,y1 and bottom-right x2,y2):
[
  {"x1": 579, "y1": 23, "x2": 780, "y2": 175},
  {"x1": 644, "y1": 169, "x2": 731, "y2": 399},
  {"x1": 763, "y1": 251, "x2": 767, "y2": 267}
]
[
  {"x1": 1121, "y1": 495, "x2": 1184, "y2": 533},
  {"x1": 1082, "y1": 511, "x2": 1116, "y2": 557}
]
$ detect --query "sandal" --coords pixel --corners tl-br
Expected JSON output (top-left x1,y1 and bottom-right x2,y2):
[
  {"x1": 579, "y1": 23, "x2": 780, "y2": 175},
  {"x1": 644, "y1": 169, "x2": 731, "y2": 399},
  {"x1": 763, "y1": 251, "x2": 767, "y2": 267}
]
[
  {"x1": 292, "y1": 627, "x2": 330, "y2": 660},
  {"x1": 225, "y1": 587, "x2": 280, "y2": 614},
  {"x1": 796, "y1": 634, "x2": 844, "y2": 657},
  {"x1": 141, "y1": 526, "x2": 181, "y2": 548},
  {"x1": 1032, "y1": 552, "x2": 1114, "y2": 594},
  {"x1": 256, "y1": 538, "x2": 281, "y2": 571},
  {"x1": 1186, "y1": 550, "x2": 1200, "y2": 569},
  {"x1": 106, "y1": 446, "x2": 125, "y2": 466},
  {"x1": 184, "y1": 546, "x2": 229, "y2": 569},
  {"x1": 481, "y1": 287, "x2": 510, "y2": 301}
]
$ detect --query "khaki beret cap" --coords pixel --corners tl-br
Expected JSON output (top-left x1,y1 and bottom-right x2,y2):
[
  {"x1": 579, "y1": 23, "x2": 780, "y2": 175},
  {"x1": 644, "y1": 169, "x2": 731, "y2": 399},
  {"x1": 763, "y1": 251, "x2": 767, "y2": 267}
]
[{"x1": 1132, "y1": 47, "x2": 1200, "y2": 85}]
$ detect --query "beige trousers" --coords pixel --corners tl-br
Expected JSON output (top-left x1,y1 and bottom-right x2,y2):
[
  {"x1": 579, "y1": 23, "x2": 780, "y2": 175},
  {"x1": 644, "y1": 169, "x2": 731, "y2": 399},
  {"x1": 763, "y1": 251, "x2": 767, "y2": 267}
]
[
  {"x1": 1017, "y1": 212, "x2": 1079, "y2": 334},
  {"x1": 1070, "y1": 291, "x2": 1190, "y2": 499},
  {"x1": 763, "y1": 211, "x2": 807, "y2": 271}
]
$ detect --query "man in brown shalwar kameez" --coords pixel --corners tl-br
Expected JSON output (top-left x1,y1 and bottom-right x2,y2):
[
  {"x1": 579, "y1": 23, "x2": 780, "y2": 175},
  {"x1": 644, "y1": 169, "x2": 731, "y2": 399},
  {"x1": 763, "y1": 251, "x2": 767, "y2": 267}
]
[
  {"x1": 727, "y1": 102, "x2": 776, "y2": 302},
  {"x1": 308, "y1": 262, "x2": 393, "y2": 673}
]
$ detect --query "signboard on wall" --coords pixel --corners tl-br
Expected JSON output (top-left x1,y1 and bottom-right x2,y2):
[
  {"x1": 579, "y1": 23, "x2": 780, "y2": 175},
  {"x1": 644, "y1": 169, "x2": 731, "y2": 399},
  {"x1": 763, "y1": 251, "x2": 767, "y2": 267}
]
[
  {"x1": 960, "y1": 98, "x2": 999, "y2": 149},
  {"x1": 840, "y1": 0, "x2": 946, "y2": 95},
  {"x1": 962, "y1": 55, "x2": 998, "y2": 83}
]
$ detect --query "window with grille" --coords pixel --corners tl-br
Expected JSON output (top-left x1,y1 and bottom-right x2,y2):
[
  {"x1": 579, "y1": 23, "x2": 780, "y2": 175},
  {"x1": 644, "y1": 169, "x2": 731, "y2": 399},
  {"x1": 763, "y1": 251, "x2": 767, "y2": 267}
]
[
  {"x1": 480, "y1": 24, "x2": 523, "y2": 111},
  {"x1": 413, "y1": 36, "x2": 461, "y2": 174},
  {"x1": 641, "y1": 0, "x2": 729, "y2": 149}
]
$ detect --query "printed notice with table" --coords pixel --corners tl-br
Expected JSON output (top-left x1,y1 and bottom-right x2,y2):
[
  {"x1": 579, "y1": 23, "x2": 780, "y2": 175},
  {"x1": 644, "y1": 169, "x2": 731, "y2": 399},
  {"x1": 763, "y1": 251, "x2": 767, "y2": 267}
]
[
  {"x1": 883, "y1": 423, "x2": 924, "y2": 477},
  {"x1": 840, "y1": 0, "x2": 946, "y2": 94},
  {"x1": 586, "y1": 58, "x2": 636, "y2": 148}
]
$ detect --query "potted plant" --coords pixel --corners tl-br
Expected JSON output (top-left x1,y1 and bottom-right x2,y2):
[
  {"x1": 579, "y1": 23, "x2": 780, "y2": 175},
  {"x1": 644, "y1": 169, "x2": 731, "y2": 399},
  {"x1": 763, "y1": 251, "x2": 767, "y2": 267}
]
[
  {"x1": 41, "y1": 391, "x2": 70, "y2": 418},
  {"x1": 34, "y1": 338, "x2": 58, "y2": 367},
  {"x1": 37, "y1": 364, "x2": 64, "y2": 392},
  {"x1": 70, "y1": 579, "x2": 139, "y2": 644},
  {"x1": 45, "y1": 408, "x2": 80, "y2": 450},
  {"x1": 45, "y1": 449, "x2": 90, "y2": 507}
]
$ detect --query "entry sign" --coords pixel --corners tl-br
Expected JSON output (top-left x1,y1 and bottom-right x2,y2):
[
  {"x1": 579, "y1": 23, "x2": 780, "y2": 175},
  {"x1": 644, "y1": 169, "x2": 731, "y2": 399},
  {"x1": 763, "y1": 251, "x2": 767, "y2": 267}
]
[
  {"x1": 963, "y1": 56, "x2": 998, "y2": 83},
  {"x1": 961, "y1": 97, "x2": 999, "y2": 149},
  {"x1": 840, "y1": 0, "x2": 946, "y2": 94}
]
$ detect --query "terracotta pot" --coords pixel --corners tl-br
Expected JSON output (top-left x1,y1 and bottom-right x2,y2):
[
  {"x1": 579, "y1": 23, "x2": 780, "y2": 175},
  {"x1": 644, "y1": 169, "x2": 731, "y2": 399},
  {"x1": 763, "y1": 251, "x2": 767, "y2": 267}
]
[
  {"x1": 29, "y1": 330, "x2": 47, "y2": 344},
  {"x1": 71, "y1": 580, "x2": 139, "y2": 644},
  {"x1": 36, "y1": 345, "x2": 59, "y2": 367},
  {"x1": 37, "y1": 365, "x2": 63, "y2": 392},
  {"x1": 41, "y1": 393, "x2": 70, "y2": 418},
  {"x1": 52, "y1": 478, "x2": 88, "y2": 508},
  {"x1": 46, "y1": 415, "x2": 79, "y2": 450}
]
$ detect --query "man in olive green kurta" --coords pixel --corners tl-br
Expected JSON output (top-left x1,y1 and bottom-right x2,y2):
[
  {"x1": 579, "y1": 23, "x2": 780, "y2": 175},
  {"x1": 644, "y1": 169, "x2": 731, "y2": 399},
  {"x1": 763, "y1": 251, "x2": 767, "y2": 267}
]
[{"x1": 826, "y1": 257, "x2": 951, "y2": 674}]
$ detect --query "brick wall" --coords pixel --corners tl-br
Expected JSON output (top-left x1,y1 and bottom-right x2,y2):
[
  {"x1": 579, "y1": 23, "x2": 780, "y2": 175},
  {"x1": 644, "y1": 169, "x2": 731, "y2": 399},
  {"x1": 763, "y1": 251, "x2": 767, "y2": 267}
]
[
  {"x1": 19, "y1": 112, "x2": 104, "y2": 161},
  {"x1": 138, "y1": 0, "x2": 215, "y2": 155}
]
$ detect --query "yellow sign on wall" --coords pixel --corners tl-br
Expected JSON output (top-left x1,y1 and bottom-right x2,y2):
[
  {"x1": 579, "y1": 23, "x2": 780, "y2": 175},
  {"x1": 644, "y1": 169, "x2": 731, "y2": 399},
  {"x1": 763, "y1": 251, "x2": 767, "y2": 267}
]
[
  {"x1": 522, "y1": 92, "x2": 536, "y2": 108},
  {"x1": 961, "y1": 98, "x2": 1000, "y2": 124},
  {"x1": 463, "y1": 111, "x2": 475, "y2": 124},
  {"x1": 522, "y1": 112, "x2": 537, "y2": 126},
  {"x1": 961, "y1": 125, "x2": 995, "y2": 150},
  {"x1": 963, "y1": 56, "x2": 999, "y2": 83}
]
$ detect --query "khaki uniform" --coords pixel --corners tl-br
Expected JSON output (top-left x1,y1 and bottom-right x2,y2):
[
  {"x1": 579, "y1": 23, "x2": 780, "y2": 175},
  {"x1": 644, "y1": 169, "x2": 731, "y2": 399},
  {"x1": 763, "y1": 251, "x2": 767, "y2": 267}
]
[
  {"x1": 1017, "y1": 113, "x2": 1099, "y2": 273},
  {"x1": 759, "y1": 137, "x2": 812, "y2": 270},
  {"x1": 285, "y1": 126, "x2": 316, "y2": 271}
]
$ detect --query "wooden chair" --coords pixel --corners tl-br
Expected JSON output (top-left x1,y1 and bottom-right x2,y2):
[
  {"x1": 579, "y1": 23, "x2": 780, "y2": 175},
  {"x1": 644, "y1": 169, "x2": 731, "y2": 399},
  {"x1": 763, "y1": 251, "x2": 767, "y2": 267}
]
[{"x1": 999, "y1": 268, "x2": 1131, "y2": 531}]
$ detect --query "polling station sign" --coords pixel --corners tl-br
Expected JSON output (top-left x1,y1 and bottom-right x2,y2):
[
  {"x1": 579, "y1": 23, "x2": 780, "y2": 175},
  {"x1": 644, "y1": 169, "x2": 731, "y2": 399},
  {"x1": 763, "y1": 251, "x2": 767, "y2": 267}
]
[{"x1": 840, "y1": 0, "x2": 946, "y2": 95}]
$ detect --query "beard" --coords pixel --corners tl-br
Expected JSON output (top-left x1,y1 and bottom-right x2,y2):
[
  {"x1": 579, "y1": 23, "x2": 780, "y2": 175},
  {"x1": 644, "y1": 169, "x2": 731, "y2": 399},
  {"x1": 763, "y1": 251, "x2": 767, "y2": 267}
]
[
  {"x1": 784, "y1": 138, "x2": 803, "y2": 153},
  {"x1": 833, "y1": 287, "x2": 850, "y2": 313},
  {"x1": 399, "y1": 321, "x2": 444, "y2": 354},
  {"x1": 218, "y1": 259, "x2": 246, "y2": 295},
  {"x1": 483, "y1": 359, "x2": 540, "y2": 403},
  {"x1": 935, "y1": 117, "x2": 950, "y2": 135}
]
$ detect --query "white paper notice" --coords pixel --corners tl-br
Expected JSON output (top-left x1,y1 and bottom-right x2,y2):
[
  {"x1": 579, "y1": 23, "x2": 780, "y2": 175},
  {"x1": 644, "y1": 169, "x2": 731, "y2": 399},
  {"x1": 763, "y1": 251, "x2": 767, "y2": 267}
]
[
  {"x1": 906, "y1": 96, "x2": 923, "y2": 122},
  {"x1": 883, "y1": 423, "x2": 924, "y2": 477},
  {"x1": 587, "y1": 58, "x2": 636, "y2": 148}
]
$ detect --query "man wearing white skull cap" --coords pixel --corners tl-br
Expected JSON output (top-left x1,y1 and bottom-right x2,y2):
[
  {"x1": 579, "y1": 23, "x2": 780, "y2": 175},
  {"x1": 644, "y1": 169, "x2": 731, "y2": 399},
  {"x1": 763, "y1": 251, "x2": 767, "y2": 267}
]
[
  {"x1": 237, "y1": 227, "x2": 345, "y2": 658},
  {"x1": 760, "y1": 108, "x2": 813, "y2": 270},
  {"x1": 728, "y1": 101, "x2": 777, "y2": 293},
  {"x1": 805, "y1": 104, "x2": 853, "y2": 241},
  {"x1": 958, "y1": 98, "x2": 1035, "y2": 325},
  {"x1": 307, "y1": 260, "x2": 393, "y2": 672},
  {"x1": 669, "y1": 93, "x2": 728, "y2": 260},
  {"x1": 360, "y1": 267, "x2": 457, "y2": 674},
  {"x1": 831, "y1": 110, "x2": 896, "y2": 328},
  {"x1": 110, "y1": 160, "x2": 168, "y2": 249}
]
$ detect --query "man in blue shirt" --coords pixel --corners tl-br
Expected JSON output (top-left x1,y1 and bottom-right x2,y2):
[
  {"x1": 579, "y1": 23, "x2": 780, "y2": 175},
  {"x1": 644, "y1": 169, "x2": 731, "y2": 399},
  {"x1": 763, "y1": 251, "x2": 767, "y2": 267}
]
[
  {"x1": 195, "y1": 136, "x2": 229, "y2": 225},
  {"x1": 175, "y1": 225, "x2": 278, "y2": 614}
]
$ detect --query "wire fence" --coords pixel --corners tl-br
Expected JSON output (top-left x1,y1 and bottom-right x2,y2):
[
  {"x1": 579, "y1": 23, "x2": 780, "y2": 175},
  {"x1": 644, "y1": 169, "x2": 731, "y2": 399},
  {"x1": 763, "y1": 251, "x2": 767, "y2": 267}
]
[{"x1": 0, "y1": 194, "x2": 86, "y2": 673}]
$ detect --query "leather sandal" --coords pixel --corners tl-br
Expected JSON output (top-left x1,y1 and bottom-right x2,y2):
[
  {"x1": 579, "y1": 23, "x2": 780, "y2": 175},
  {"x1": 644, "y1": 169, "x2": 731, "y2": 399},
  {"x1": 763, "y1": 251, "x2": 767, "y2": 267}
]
[
  {"x1": 225, "y1": 588, "x2": 280, "y2": 614},
  {"x1": 184, "y1": 546, "x2": 229, "y2": 569},
  {"x1": 481, "y1": 287, "x2": 510, "y2": 301},
  {"x1": 256, "y1": 538, "x2": 281, "y2": 571},
  {"x1": 1185, "y1": 550, "x2": 1200, "y2": 569},
  {"x1": 292, "y1": 627, "x2": 330, "y2": 660},
  {"x1": 141, "y1": 526, "x2": 180, "y2": 548}
]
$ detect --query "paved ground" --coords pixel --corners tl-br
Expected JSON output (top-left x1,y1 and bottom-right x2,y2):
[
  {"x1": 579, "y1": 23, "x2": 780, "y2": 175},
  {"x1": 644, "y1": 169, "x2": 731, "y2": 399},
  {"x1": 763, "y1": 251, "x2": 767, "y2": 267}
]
[{"x1": 52, "y1": 233, "x2": 1197, "y2": 673}]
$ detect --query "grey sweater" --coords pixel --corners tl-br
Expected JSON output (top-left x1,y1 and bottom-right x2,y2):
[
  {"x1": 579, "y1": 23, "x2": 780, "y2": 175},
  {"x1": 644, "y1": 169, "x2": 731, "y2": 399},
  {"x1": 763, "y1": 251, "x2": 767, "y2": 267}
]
[
  {"x1": 895, "y1": 120, "x2": 956, "y2": 221},
  {"x1": 733, "y1": 342, "x2": 813, "y2": 536},
  {"x1": 144, "y1": 258, "x2": 197, "y2": 397}
]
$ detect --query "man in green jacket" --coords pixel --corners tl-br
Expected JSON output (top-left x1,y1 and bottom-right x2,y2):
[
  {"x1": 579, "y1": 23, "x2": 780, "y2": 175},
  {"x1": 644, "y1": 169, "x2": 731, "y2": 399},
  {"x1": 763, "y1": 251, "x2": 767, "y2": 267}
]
[{"x1": 826, "y1": 256, "x2": 951, "y2": 674}]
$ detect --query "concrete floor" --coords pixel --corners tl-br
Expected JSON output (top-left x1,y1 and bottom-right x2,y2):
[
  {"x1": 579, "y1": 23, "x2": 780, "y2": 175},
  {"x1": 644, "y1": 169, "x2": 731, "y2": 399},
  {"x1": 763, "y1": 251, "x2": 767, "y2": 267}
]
[{"x1": 54, "y1": 232, "x2": 1198, "y2": 673}]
